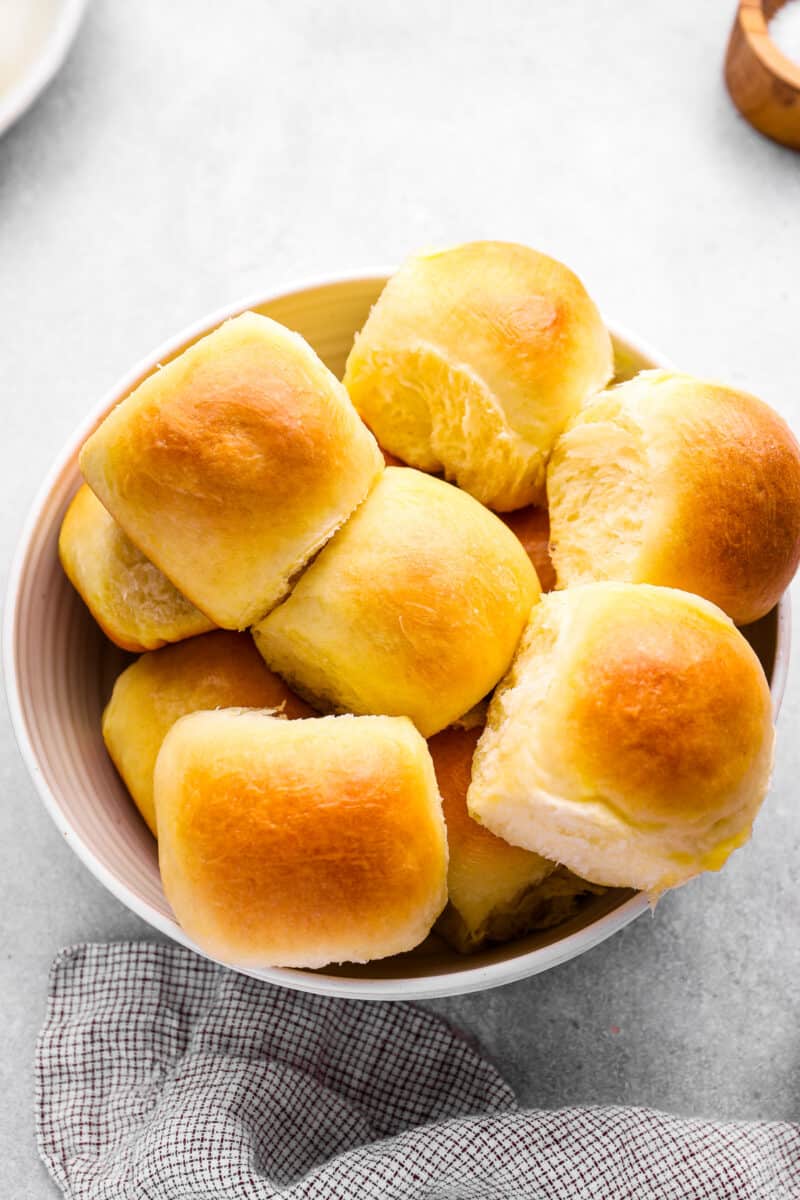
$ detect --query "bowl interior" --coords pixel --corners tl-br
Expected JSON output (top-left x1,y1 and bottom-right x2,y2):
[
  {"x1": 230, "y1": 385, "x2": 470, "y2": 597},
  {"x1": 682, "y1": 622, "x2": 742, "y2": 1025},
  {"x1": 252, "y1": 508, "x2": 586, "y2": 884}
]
[{"x1": 6, "y1": 277, "x2": 785, "y2": 999}]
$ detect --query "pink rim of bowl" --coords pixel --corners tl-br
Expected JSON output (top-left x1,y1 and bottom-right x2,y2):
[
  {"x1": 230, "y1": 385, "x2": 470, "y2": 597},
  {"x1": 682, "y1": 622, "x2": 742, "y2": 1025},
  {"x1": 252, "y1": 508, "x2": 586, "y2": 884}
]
[{"x1": 3, "y1": 273, "x2": 791, "y2": 1001}]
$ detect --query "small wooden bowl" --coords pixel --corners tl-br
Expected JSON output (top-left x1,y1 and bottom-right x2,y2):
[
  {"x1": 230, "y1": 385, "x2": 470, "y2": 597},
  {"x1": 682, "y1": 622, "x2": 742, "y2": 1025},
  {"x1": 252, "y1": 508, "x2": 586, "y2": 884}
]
[{"x1": 725, "y1": 0, "x2": 800, "y2": 149}]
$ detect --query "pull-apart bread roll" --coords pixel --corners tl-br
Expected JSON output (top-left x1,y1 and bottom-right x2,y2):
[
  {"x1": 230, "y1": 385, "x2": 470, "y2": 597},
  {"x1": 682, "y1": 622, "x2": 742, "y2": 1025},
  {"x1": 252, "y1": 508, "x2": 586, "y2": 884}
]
[
  {"x1": 547, "y1": 370, "x2": 800, "y2": 625},
  {"x1": 59, "y1": 485, "x2": 214, "y2": 652},
  {"x1": 80, "y1": 312, "x2": 384, "y2": 629},
  {"x1": 253, "y1": 467, "x2": 539, "y2": 737},
  {"x1": 429, "y1": 726, "x2": 603, "y2": 954},
  {"x1": 155, "y1": 711, "x2": 448, "y2": 968},
  {"x1": 468, "y1": 584, "x2": 774, "y2": 896},
  {"x1": 500, "y1": 505, "x2": 556, "y2": 591},
  {"x1": 103, "y1": 631, "x2": 313, "y2": 835},
  {"x1": 343, "y1": 241, "x2": 613, "y2": 511}
]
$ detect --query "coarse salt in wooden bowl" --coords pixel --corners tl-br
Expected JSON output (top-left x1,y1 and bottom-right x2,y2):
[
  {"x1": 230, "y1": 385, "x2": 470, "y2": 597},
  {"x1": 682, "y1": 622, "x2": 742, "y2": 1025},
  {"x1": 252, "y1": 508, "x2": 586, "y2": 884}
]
[{"x1": 725, "y1": 0, "x2": 800, "y2": 150}]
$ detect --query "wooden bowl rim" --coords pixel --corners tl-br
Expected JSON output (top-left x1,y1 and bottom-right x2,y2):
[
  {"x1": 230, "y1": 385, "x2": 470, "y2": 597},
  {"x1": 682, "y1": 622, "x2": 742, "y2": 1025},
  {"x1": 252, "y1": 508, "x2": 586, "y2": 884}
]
[{"x1": 735, "y1": 0, "x2": 800, "y2": 91}]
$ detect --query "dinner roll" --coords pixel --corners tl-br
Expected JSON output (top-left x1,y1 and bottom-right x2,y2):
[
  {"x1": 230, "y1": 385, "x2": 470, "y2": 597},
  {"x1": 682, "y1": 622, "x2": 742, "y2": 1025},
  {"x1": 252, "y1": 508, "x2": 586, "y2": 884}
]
[
  {"x1": 155, "y1": 710, "x2": 448, "y2": 968},
  {"x1": 343, "y1": 241, "x2": 613, "y2": 510},
  {"x1": 547, "y1": 370, "x2": 800, "y2": 625},
  {"x1": 103, "y1": 631, "x2": 313, "y2": 835},
  {"x1": 59, "y1": 485, "x2": 215, "y2": 652},
  {"x1": 429, "y1": 726, "x2": 602, "y2": 953},
  {"x1": 253, "y1": 467, "x2": 539, "y2": 737},
  {"x1": 80, "y1": 312, "x2": 384, "y2": 629},
  {"x1": 500, "y1": 506, "x2": 556, "y2": 591},
  {"x1": 468, "y1": 583, "x2": 774, "y2": 895}
]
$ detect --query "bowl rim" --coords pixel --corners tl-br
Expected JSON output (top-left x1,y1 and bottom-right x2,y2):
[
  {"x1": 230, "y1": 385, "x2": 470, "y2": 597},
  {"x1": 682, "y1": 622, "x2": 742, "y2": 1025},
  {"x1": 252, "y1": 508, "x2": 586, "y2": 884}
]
[
  {"x1": 3, "y1": 271, "x2": 791, "y2": 1000},
  {"x1": 0, "y1": 0, "x2": 88, "y2": 140}
]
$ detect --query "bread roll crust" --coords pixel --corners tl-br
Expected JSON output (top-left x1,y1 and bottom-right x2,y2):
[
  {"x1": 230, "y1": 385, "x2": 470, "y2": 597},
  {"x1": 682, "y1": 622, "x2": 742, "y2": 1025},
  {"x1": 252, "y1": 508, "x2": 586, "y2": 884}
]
[
  {"x1": 500, "y1": 505, "x2": 556, "y2": 591},
  {"x1": 102, "y1": 631, "x2": 313, "y2": 835},
  {"x1": 80, "y1": 312, "x2": 384, "y2": 629},
  {"x1": 155, "y1": 710, "x2": 448, "y2": 968},
  {"x1": 253, "y1": 467, "x2": 540, "y2": 737},
  {"x1": 468, "y1": 583, "x2": 774, "y2": 894},
  {"x1": 344, "y1": 241, "x2": 613, "y2": 511},
  {"x1": 59, "y1": 485, "x2": 215, "y2": 652},
  {"x1": 429, "y1": 726, "x2": 554, "y2": 947},
  {"x1": 548, "y1": 370, "x2": 800, "y2": 624}
]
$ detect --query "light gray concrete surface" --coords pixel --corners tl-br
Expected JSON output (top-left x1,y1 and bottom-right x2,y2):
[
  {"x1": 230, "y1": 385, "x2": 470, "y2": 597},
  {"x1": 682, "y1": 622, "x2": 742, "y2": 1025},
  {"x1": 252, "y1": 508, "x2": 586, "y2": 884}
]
[{"x1": 1, "y1": 0, "x2": 799, "y2": 1192}]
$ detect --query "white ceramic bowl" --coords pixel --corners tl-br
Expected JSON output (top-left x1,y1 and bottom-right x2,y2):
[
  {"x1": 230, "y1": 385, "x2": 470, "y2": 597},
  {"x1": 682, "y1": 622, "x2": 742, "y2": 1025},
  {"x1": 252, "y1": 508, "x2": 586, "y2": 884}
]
[
  {"x1": 0, "y1": 0, "x2": 87, "y2": 138},
  {"x1": 4, "y1": 275, "x2": 791, "y2": 1000}
]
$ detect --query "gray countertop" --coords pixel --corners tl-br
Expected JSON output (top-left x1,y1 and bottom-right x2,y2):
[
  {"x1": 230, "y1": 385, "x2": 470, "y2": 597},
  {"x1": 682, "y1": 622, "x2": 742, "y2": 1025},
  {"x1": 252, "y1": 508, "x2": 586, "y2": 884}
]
[{"x1": 2, "y1": 1, "x2": 799, "y2": 1192}]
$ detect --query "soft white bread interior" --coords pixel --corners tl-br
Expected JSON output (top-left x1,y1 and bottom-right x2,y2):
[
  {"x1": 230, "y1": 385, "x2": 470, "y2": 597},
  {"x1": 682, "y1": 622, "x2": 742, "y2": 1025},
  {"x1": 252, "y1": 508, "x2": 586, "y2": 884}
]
[
  {"x1": 155, "y1": 710, "x2": 449, "y2": 968},
  {"x1": 253, "y1": 467, "x2": 540, "y2": 737},
  {"x1": 344, "y1": 241, "x2": 613, "y2": 511},
  {"x1": 59, "y1": 484, "x2": 215, "y2": 652},
  {"x1": 80, "y1": 312, "x2": 384, "y2": 629},
  {"x1": 103, "y1": 631, "x2": 314, "y2": 835},
  {"x1": 547, "y1": 370, "x2": 800, "y2": 625},
  {"x1": 468, "y1": 583, "x2": 774, "y2": 895},
  {"x1": 428, "y1": 726, "x2": 603, "y2": 953}
]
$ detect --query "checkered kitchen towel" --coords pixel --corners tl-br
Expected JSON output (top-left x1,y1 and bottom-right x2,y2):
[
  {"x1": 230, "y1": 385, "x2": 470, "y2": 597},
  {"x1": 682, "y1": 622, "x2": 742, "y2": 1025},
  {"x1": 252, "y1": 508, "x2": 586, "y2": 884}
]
[{"x1": 37, "y1": 944, "x2": 799, "y2": 1199}]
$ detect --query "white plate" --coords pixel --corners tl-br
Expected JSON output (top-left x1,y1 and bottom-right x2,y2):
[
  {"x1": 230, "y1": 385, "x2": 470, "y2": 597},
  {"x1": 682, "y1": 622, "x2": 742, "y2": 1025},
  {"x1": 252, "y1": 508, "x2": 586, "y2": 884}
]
[{"x1": 0, "y1": 0, "x2": 87, "y2": 138}]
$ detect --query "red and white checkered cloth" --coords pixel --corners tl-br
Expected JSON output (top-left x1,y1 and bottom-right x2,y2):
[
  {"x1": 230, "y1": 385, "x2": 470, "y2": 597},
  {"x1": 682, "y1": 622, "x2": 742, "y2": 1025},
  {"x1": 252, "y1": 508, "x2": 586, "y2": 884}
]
[{"x1": 37, "y1": 944, "x2": 800, "y2": 1199}]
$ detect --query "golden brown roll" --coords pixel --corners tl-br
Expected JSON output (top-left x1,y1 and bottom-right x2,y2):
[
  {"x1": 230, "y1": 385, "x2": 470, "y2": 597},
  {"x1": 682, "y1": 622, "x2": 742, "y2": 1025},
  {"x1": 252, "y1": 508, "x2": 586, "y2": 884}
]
[
  {"x1": 59, "y1": 485, "x2": 215, "y2": 652},
  {"x1": 103, "y1": 631, "x2": 314, "y2": 835},
  {"x1": 500, "y1": 506, "x2": 556, "y2": 592},
  {"x1": 253, "y1": 467, "x2": 540, "y2": 737},
  {"x1": 80, "y1": 312, "x2": 384, "y2": 629},
  {"x1": 547, "y1": 370, "x2": 800, "y2": 625},
  {"x1": 468, "y1": 583, "x2": 774, "y2": 895},
  {"x1": 428, "y1": 726, "x2": 603, "y2": 953},
  {"x1": 344, "y1": 241, "x2": 613, "y2": 511},
  {"x1": 155, "y1": 710, "x2": 448, "y2": 968}
]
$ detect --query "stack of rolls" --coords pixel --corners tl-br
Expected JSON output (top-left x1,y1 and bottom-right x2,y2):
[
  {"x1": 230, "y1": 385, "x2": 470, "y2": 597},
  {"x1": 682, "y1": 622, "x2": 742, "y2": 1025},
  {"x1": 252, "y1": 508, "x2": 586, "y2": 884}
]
[{"x1": 59, "y1": 240, "x2": 800, "y2": 970}]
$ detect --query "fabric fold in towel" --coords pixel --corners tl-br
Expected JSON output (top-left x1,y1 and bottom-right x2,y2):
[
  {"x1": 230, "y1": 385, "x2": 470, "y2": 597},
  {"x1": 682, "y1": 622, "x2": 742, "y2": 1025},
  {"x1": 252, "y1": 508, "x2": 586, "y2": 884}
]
[{"x1": 37, "y1": 943, "x2": 799, "y2": 1199}]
